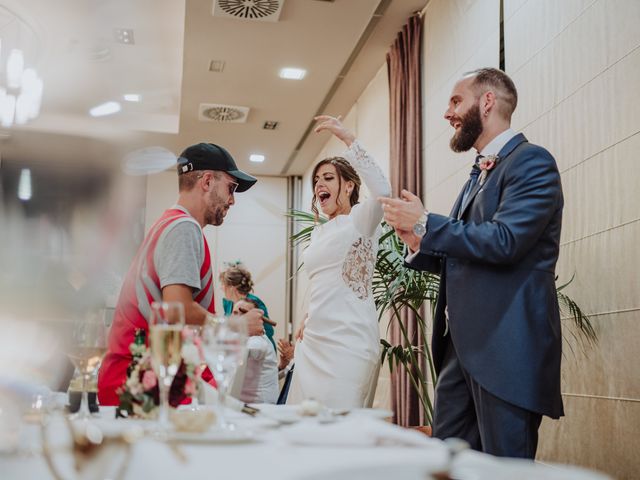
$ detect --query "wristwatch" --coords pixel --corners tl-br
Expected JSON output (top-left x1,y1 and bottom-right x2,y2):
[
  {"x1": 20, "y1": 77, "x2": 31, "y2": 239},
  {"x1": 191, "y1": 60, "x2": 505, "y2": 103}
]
[{"x1": 413, "y1": 211, "x2": 428, "y2": 237}]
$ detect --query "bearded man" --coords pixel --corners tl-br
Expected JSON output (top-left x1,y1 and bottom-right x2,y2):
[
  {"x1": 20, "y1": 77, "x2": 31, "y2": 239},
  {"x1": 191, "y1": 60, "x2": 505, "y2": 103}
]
[
  {"x1": 99, "y1": 143, "x2": 265, "y2": 405},
  {"x1": 379, "y1": 68, "x2": 564, "y2": 458}
]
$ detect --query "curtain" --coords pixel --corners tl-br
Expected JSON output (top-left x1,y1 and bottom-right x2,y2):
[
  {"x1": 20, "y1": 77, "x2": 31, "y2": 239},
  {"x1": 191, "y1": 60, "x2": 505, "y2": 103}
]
[{"x1": 386, "y1": 12, "x2": 424, "y2": 427}]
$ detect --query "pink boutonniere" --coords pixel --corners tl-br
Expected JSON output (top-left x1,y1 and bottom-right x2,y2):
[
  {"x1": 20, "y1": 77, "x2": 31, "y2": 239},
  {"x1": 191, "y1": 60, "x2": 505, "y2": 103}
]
[{"x1": 478, "y1": 154, "x2": 499, "y2": 186}]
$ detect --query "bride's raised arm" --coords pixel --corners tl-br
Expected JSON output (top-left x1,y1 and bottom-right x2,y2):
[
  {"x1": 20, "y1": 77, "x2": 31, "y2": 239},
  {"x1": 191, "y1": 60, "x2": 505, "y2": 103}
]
[
  {"x1": 313, "y1": 115, "x2": 391, "y2": 237},
  {"x1": 342, "y1": 140, "x2": 391, "y2": 237}
]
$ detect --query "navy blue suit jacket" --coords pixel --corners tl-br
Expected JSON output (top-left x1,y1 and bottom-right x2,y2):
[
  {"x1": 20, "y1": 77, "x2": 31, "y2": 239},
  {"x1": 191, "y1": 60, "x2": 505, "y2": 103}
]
[{"x1": 406, "y1": 133, "x2": 564, "y2": 418}]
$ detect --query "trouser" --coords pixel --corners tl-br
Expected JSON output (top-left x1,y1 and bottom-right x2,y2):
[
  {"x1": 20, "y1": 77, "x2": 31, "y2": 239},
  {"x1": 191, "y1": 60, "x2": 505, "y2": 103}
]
[{"x1": 432, "y1": 338, "x2": 542, "y2": 459}]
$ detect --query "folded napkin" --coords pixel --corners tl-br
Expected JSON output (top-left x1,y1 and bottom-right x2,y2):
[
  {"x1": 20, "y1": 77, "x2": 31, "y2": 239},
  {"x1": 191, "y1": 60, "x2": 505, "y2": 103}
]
[{"x1": 280, "y1": 415, "x2": 436, "y2": 448}]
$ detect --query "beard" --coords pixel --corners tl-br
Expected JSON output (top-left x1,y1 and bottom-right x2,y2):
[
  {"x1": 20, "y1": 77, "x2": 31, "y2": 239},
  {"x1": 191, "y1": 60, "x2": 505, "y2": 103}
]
[
  {"x1": 204, "y1": 191, "x2": 229, "y2": 226},
  {"x1": 449, "y1": 103, "x2": 484, "y2": 152}
]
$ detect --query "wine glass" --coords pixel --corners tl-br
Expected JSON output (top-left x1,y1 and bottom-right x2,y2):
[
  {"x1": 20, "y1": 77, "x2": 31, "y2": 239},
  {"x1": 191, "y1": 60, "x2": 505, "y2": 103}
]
[
  {"x1": 183, "y1": 324, "x2": 205, "y2": 407},
  {"x1": 149, "y1": 301, "x2": 185, "y2": 432},
  {"x1": 67, "y1": 310, "x2": 108, "y2": 420},
  {"x1": 201, "y1": 315, "x2": 247, "y2": 429}
]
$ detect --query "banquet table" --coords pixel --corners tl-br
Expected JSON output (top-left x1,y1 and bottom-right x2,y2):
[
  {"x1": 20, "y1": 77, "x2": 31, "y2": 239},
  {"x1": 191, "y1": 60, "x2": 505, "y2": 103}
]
[{"x1": 0, "y1": 405, "x2": 611, "y2": 480}]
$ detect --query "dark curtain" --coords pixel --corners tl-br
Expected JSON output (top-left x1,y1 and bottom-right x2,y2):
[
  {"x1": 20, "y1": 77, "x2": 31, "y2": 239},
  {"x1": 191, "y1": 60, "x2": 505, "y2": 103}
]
[{"x1": 386, "y1": 12, "x2": 424, "y2": 427}]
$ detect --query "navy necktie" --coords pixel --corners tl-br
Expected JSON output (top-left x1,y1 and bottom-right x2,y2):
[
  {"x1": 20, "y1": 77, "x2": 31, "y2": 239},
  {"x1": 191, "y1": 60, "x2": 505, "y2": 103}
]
[{"x1": 459, "y1": 156, "x2": 482, "y2": 214}]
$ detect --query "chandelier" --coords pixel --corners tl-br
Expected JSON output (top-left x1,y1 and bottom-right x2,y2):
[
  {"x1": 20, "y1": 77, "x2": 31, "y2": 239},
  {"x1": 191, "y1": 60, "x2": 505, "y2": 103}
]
[{"x1": 0, "y1": 5, "x2": 43, "y2": 128}]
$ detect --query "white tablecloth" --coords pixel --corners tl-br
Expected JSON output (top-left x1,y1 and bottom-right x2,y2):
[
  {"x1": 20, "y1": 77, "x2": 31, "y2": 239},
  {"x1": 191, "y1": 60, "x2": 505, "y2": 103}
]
[
  {"x1": 0, "y1": 406, "x2": 611, "y2": 480},
  {"x1": 1, "y1": 406, "x2": 449, "y2": 480}
]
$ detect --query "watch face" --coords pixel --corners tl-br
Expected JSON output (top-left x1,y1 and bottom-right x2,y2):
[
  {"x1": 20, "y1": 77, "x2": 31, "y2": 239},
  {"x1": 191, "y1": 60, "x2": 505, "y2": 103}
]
[{"x1": 413, "y1": 222, "x2": 426, "y2": 237}]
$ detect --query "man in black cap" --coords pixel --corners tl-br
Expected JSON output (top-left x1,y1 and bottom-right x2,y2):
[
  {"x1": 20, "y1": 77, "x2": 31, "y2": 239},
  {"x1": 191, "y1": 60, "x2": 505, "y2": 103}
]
[{"x1": 99, "y1": 142, "x2": 262, "y2": 405}]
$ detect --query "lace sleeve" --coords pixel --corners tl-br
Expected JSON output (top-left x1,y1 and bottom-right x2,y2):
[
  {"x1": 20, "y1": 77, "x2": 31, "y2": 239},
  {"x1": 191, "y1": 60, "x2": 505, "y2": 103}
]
[{"x1": 343, "y1": 140, "x2": 392, "y2": 238}]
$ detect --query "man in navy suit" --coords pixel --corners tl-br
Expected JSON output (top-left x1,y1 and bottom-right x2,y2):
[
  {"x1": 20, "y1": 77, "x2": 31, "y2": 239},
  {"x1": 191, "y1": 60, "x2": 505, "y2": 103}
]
[{"x1": 379, "y1": 68, "x2": 564, "y2": 458}]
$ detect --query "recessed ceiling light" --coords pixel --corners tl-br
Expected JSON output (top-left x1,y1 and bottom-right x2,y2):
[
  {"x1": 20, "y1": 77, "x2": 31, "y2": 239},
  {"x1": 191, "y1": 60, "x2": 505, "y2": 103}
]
[
  {"x1": 123, "y1": 94, "x2": 141, "y2": 102},
  {"x1": 89, "y1": 101, "x2": 121, "y2": 117},
  {"x1": 250, "y1": 154, "x2": 265, "y2": 163},
  {"x1": 113, "y1": 28, "x2": 135, "y2": 45},
  {"x1": 279, "y1": 67, "x2": 306, "y2": 80}
]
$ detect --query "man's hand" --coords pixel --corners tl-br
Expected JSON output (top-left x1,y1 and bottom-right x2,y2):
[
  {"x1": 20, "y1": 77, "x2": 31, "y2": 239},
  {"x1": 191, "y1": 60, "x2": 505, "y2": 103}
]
[
  {"x1": 242, "y1": 308, "x2": 265, "y2": 336},
  {"x1": 378, "y1": 189, "x2": 426, "y2": 231},
  {"x1": 396, "y1": 228, "x2": 422, "y2": 253}
]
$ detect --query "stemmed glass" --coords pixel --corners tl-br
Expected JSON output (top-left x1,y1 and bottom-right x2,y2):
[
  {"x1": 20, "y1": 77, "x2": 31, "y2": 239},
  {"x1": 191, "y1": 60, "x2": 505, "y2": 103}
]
[
  {"x1": 183, "y1": 324, "x2": 204, "y2": 407},
  {"x1": 201, "y1": 315, "x2": 247, "y2": 429},
  {"x1": 149, "y1": 301, "x2": 185, "y2": 431},
  {"x1": 67, "y1": 309, "x2": 108, "y2": 420}
]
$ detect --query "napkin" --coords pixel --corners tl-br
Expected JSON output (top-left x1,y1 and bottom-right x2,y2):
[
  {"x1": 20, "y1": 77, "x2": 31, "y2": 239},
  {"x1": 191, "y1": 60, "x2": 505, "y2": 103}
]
[{"x1": 280, "y1": 415, "x2": 436, "y2": 448}]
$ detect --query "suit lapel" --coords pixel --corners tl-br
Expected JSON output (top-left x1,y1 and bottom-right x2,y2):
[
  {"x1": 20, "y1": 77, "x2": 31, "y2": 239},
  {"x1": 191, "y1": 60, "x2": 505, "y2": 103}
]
[
  {"x1": 456, "y1": 133, "x2": 528, "y2": 220},
  {"x1": 450, "y1": 185, "x2": 466, "y2": 218}
]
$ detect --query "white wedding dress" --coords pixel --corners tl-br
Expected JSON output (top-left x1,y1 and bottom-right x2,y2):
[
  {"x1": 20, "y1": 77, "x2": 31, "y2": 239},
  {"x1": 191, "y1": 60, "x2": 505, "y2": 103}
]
[{"x1": 287, "y1": 141, "x2": 391, "y2": 409}]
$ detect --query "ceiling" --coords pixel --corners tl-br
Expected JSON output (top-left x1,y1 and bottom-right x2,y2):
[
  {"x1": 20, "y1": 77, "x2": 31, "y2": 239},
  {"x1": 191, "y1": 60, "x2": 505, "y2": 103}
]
[{"x1": 0, "y1": 0, "x2": 427, "y2": 176}]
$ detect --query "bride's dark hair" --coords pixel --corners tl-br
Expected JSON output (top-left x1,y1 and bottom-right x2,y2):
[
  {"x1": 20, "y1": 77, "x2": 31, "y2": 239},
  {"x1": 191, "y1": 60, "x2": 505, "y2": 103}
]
[{"x1": 310, "y1": 157, "x2": 361, "y2": 221}]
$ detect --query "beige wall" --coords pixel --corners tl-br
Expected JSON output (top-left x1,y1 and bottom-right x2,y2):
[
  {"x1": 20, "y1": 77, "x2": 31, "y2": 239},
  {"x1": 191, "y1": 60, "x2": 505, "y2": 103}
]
[
  {"x1": 145, "y1": 173, "x2": 289, "y2": 339},
  {"x1": 422, "y1": 0, "x2": 500, "y2": 213},
  {"x1": 504, "y1": 0, "x2": 640, "y2": 477}
]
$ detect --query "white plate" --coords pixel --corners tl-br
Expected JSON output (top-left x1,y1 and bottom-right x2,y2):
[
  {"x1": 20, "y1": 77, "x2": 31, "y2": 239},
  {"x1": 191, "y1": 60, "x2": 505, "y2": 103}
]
[{"x1": 169, "y1": 428, "x2": 256, "y2": 444}]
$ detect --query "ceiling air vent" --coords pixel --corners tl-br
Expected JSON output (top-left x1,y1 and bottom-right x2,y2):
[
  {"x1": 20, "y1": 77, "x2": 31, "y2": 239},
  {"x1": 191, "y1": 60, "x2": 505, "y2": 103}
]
[
  {"x1": 212, "y1": 0, "x2": 284, "y2": 22},
  {"x1": 199, "y1": 103, "x2": 250, "y2": 123}
]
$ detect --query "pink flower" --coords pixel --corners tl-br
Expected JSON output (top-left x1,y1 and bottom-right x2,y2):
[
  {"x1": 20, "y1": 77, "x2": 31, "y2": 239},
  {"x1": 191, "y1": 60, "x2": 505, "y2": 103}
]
[
  {"x1": 184, "y1": 378, "x2": 196, "y2": 396},
  {"x1": 479, "y1": 157, "x2": 496, "y2": 171},
  {"x1": 142, "y1": 369, "x2": 157, "y2": 390},
  {"x1": 478, "y1": 154, "x2": 499, "y2": 185}
]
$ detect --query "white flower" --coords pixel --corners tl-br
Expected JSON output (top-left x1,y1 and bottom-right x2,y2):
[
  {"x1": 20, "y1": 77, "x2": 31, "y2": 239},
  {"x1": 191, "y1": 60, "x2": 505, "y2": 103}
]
[{"x1": 181, "y1": 343, "x2": 200, "y2": 365}]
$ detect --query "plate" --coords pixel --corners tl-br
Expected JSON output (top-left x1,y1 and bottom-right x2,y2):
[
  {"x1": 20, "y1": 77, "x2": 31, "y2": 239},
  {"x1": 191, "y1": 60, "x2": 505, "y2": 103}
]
[{"x1": 169, "y1": 428, "x2": 256, "y2": 444}]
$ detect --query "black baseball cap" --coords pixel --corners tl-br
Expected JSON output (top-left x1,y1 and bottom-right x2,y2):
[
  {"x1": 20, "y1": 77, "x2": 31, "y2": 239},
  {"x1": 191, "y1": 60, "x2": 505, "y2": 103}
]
[{"x1": 177, "y1": 142, "x2": 257, "y2": 193}]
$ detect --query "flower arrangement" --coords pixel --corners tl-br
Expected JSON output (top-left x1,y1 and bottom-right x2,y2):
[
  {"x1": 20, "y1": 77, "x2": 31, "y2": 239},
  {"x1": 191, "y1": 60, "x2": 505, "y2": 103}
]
[{"x1": 115, "y1": 328, "x2": 203, "y2": 419}]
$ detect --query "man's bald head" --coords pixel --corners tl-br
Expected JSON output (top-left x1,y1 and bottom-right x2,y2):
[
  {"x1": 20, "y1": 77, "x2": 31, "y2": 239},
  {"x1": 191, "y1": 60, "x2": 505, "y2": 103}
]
[{"x1": 463, "y1": 67, "x2": 518, "y2": 120}]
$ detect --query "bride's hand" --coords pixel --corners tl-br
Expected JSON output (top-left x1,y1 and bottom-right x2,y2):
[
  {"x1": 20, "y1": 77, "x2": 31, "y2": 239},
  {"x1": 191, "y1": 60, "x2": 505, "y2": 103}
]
[
  {"x1": 295, "y1": 314, "x2": 308, "y2": 341},
  {"x1": 313, "y1": 115, "x2": 356, "y2": 147},
  {"x1": 294, "y1": 322, "x2": 305, "y2": 342}
]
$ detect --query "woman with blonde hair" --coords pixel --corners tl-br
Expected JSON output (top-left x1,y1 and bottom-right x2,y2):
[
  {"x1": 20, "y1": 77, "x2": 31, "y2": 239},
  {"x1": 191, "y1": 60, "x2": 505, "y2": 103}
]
[{"x1": 219, "y1": 263, "x2": 276, "y2": 351}]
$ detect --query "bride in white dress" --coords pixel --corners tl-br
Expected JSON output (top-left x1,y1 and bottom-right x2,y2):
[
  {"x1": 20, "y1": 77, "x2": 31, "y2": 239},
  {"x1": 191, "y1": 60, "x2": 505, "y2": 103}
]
[{"x1": 287, "y1": 115, "x2": 391, "y2": 409}]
